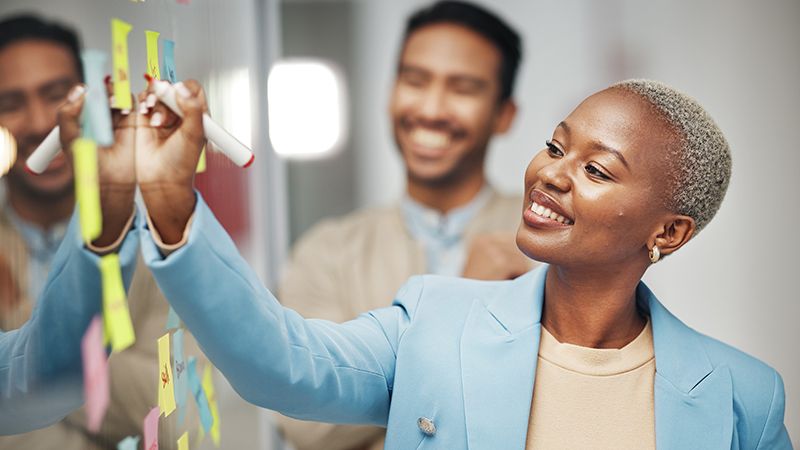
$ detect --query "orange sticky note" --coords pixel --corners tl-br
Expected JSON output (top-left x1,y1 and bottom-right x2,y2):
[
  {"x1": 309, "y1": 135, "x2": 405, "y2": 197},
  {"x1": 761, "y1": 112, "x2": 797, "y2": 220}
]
[
  {"x1": 157, "y1": 333, "x2": 176, "y2": 416},
  {"x1": 202, "y1": 364, "x2": 220, "y2": 446},
  {"x1": 72, "y1": 138, "x2": 101, "y2": 243},
  {"x1": 177, "y1": 431, "x2": 188, "y2": 450},
  {"x1": 111, "y1": 18, "x2": 133, "y2": 110},
  {"x1": 145, "y1": 30, "x2": 160, "y2": 80},
  {"x1": 99, "y1": 254, "x2": 135, "y2": 352}
]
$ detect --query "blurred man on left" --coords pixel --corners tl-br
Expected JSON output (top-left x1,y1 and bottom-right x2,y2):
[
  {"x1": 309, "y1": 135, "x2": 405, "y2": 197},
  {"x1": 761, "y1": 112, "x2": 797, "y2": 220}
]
[{"x1": 0, "y1": 15, "x2": 201, "y2": 449}]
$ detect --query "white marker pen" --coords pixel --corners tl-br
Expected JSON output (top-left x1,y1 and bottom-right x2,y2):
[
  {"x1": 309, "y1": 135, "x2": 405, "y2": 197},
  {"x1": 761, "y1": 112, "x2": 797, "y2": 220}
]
[
  {"x1": 25, "y1": 125, "x2": 61, "y2": 175},
  {"x1": 150, "y1": 79, "x2": 254, "y2": 168}
]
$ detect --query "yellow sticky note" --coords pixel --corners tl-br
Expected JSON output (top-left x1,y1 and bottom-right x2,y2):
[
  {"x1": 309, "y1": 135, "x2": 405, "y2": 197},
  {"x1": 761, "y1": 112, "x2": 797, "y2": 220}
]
[
  {"x1": 145, "y1": 30, "x2": 160, "y2": 80},
  {"x1": 72, "y1": 138, "x2": 101, "y2": 243},
  {"x1": 196, "y1": 146, "x2": 207, "y2": 173},
  {"x1": 111, "y1": 19, "x2": 133, "y2": 110},
  {"x1": 99, "y1": 254, "x2": 135, "y2": 352},
  {"x1": 158, "y1": 333, "x2": 176, "y2": 417},
  {"x1": 202, "y1": 365, "x2": 221, "y2": 447},
  {"x1": 177, "y1": 431, "x2": 188, "y2": 450}
]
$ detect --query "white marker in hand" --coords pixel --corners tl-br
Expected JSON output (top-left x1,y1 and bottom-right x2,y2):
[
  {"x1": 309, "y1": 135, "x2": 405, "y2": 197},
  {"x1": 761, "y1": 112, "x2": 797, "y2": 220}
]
[
  {"x1": 150, "y1": 79, "x2": 254, "y2": 168},
  {"x1": 26, "y1": 125, "x2": 61, "y2": 175}
]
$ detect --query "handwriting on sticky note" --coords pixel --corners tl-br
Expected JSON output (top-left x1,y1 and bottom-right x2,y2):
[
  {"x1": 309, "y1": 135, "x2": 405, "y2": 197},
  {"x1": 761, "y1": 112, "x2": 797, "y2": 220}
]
[
  {"x1": 117, "y1": 435, "x2": 140, "y2": 450},
  {"x1": 172, "y1": 328, "x2": 189, "y2": 424},
  {"x1": 82, "y1": 315, "x2": 109, "y2": 433},
  {"x1": 187, "y1": 357, "x2": 213, "y2": 432},
  {"x1": 72, "y1": 138, "x2": 101, "y2": 243},
  {"x1": 177, "y1": 431, "x2": 189, "y2": 450},
  {"x1": 99, "y1": 254, "x2": 136, "y2": 352},
  {"x1": 143, "y1": 407, "x2": 159, "y2": 450},
  {"x1": 202, "y1": 364, "x2": 221, "y2": 446},
  {"x1": 111, "y1": 19, "x2": 133, "y2": 110},
  {"x1": 145, "y1": 30, "x2": 161, "y2": 80},
  {"x1": 157, "y1": 333, "x2": 176, "y2": 416},
  {"x1": 162, "y1": 39, "x2": 177, "y2": 84}
]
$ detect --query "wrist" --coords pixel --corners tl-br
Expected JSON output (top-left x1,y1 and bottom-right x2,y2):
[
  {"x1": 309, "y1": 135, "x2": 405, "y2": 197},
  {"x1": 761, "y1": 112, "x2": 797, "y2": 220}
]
[
  {"x1": 92, "y1": 184, "x2": 136, "y2": 247},
  {"x1": 140, "y1": 182, "x2": 196, "y2": 245}
]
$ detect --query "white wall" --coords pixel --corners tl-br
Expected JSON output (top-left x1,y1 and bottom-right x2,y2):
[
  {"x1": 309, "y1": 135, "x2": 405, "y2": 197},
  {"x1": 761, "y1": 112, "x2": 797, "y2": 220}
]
[{"x1": 344, "y1": 0, "x2": 799, "y2": 439}]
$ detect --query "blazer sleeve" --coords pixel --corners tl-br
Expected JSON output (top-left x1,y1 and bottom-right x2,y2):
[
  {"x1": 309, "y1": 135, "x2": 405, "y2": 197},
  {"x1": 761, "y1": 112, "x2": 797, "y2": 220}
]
[
  {"x1": 141, "y1": 193, "x2": 422, "y2": 426},
  {"x1": 756, "y1": 370, "x2": 794, "y2": 450},
  {"x1": 0, "y1": 209, "x2": 140, "y2": 435}
]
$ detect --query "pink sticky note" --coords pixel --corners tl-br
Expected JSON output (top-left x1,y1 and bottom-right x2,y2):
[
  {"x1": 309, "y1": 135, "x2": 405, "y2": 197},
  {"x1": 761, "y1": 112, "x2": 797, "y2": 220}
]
[
  {"x1": 81, "y1": 315, "x2": 109, "y2": 432},
  {"x1": 144, "y1": 407, "x2": 160, "y2": 450}
]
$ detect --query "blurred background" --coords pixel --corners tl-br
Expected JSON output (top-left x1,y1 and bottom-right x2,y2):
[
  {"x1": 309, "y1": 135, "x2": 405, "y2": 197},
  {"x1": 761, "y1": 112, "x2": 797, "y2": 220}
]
[{"x1": 0, "y1": 0, "x2": 797, "y2": 448}]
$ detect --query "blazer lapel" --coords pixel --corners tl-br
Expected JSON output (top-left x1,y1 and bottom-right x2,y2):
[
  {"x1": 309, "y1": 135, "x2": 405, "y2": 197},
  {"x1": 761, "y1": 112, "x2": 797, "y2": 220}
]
[
  {"x1": 641, "y1": 284, "x2": 734, "y2": 450},
  {"x1": 460, "y1": 267, "x2": 545, "y2": 450}
]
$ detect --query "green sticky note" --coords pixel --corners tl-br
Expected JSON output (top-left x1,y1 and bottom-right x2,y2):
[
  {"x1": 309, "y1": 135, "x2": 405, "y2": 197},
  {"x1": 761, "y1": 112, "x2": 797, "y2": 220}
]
[
  {"x1": 99, "y1": 254, "x2": 136, "y2": 352},
  {"x1": 72, "y1": 138, "x2": 102, "y2": 243}
]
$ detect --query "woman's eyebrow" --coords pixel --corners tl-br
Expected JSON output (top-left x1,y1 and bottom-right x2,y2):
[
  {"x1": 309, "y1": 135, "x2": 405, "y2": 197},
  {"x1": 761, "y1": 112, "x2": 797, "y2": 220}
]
[{"x1": 557, "y1": 121, "x2": 630, "y2": 171}]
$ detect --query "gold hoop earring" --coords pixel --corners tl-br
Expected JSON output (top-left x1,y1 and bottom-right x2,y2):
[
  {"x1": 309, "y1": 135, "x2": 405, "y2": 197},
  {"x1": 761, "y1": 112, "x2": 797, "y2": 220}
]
[{"x1": 649, "y1": 246, "x2": 661, "y2": 264}]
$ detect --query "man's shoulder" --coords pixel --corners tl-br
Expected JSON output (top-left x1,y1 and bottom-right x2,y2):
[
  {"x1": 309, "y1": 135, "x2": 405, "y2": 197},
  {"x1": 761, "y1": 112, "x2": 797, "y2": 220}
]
[{"x1": 296, "y1": 206, "x2": 402, "y2": 243}]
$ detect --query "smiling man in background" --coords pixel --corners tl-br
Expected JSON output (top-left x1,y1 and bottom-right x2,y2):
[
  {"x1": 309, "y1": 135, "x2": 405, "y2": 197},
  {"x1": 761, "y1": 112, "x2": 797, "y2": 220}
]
[{"x1": 277, "y1": 2, "x2": 532, "y2": 449}]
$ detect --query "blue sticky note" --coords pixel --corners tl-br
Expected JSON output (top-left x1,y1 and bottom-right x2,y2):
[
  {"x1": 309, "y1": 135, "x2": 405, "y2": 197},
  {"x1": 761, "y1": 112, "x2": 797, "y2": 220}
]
[
  {"x1": 188, "y1": 357, "x2": 213, "y2": 432},
  {"x1": 162, "y1": 39, "x2": 177, "y2": 84},
  {"x1": 80, "y1": 50, "x2": 114, "y2": 146},
  {"x1": 172, "y1": 329, "x2": 189, "y2": 424},
  {"x1": 165, "y1": 306, "x2": 180, "y2": 330},
  {"x1": 117, "y1": 435, "x2": 140, "y2": 450}
]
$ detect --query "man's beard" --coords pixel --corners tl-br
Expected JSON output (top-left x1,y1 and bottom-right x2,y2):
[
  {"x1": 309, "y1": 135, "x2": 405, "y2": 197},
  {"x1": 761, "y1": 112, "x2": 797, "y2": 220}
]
[{"x1": 4, "y1": 166, "x2": 74, "y2": 204}]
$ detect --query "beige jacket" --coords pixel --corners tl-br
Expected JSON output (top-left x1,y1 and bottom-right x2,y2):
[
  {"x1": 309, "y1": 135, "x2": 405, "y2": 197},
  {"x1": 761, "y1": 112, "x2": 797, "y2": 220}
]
[
  {"x1": 0, "y1": 209, "x2": 204, "y2": 450},
  {"x1": 277, "y1": 189, "x2": 523, "y2": 450}
]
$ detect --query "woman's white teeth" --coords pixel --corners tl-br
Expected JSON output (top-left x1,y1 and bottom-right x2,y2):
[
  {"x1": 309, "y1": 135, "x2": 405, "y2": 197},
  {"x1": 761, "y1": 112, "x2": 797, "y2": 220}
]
[
  {"x1": 530, "y1": 202, "x2": 573, "y2": 225},
  {"x1": 411, "y1": 129, "x2": 451, "y2": 149}
]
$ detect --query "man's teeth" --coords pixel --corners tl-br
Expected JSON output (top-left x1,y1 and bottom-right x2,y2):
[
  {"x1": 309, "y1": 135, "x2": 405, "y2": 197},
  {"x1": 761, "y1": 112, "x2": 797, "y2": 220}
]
[
  {"x1": 411, "y1": 128, "x2": 451, "y2": 149},
  {"x1": 530, "y1": 202, "x2": 573, "y2": 225}
]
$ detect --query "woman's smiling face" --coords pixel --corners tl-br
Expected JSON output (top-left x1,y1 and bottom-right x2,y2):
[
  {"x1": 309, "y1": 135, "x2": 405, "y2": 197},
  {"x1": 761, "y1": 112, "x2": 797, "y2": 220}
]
[{"x1": 516, "y1": 88, "x2": 683, "y2": 268}]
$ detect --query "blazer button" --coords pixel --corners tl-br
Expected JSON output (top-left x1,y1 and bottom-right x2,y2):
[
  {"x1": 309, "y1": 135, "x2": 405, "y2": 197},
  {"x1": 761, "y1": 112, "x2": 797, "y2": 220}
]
[{"x1": 417, "y1": 417, "x2": 436, "y2": 436}]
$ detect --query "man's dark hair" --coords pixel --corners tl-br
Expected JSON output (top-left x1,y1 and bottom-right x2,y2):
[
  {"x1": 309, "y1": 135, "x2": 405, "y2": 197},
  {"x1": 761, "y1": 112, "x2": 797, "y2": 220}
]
[
  {"x1": 402, "y1": 1, "x2": 522, "y2": 101},
  {"x1": 0, "y1": 14, "x2": 83, "y2": 78}
]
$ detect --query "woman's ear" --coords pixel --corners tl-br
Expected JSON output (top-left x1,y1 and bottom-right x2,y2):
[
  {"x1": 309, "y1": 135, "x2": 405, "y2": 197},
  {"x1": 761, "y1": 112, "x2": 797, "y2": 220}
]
[{"x1": 650, "y1": 215, "x2": 696, "y2": 258}]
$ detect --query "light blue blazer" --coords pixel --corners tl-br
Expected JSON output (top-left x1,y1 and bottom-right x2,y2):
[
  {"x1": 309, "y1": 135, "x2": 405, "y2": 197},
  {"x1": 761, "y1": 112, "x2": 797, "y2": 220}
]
[
  {"x1": 0, "y1": 212, "x2": 139, "y2": 434},
  {"x1": 138, "y1": 196, "x2": 792, "y2": 449}
]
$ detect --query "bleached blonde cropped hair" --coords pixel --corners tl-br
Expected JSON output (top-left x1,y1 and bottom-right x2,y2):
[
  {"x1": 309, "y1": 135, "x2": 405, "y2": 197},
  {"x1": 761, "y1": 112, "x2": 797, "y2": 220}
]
[{"x1": 611, "y1": 79, "x2": 732, "y2": 235}]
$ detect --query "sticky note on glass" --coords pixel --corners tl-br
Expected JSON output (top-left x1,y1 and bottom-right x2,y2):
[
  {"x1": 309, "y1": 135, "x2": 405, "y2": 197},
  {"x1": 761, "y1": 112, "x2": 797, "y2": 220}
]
[
  {"x1": 172, "y1": 329, "x2": 189, "y2": 424},
  {"x1": 196, "y1": 146, "x2": 206, "y2": 173},
  {"x1": 111, "y1": 18, "x2": 133, "y2": 110},
  {"x1": 81, "y1": 50, "x2": 114, "y2": 146},
  {"x1": 143, "y1": 406, "x2": 159, "y2": 450},
  {"x1": 72, "y1": 138, "x2": 102, "y2": 243},
  {"x1": 187, "y1": 357, "x2": 213, "y2": 433},
  {"x1": 117, "y1": 436, "x2": 140, "y2": 450},
  {"x1": 177, "y1": 431, "x2": 188, "y2": 450},
  {"x1": 145, "y1": 30, "x2": 160, "y2": 80},
  {"x1": 202, "y1": 364, "x2": 221, "y2": 446},
  {"x1": 165, "y1": 306, "x2": 180, "y2": 330},
  {"x1": 162, "y1": 39, "x2": 177, "y2": 84},
  {"x1": 82, "y1": 315, "x2": 109, "y2": 433},
  {"x1": 99, "y1": 254, "x2": 136, "y2": 352},
  {"x1": 157, "y1": 333, "x2": 177, "y2": 416}
]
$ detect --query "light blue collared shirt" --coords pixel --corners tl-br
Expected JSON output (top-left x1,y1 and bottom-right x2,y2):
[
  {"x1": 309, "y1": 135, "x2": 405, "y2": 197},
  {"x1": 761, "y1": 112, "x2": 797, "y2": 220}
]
[
  {"x1": 400, "y1": 186, "x2": 492, "y2": 277},
  {"x1": 3, "y1": 204, "x2": 68, "y2": 306}
]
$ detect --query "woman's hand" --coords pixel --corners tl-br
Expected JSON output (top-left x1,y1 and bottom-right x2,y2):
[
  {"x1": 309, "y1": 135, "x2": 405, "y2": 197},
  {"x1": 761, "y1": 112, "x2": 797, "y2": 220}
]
[
  {"x1": 57, "y1": 80, "x2": 137, "y2": 247},
  {"x1": 135, "y1": 79, "x2": 207, "y2": 244}
]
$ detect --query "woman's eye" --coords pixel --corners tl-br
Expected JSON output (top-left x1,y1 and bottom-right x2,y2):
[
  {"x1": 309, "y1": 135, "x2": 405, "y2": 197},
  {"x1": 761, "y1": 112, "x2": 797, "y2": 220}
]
[
  {"x1": 585, "y1": 164, "x2": 610, "y2": 180},
  {"x1": 546, "y1": 140, "x2": 563, "y2": 157}
]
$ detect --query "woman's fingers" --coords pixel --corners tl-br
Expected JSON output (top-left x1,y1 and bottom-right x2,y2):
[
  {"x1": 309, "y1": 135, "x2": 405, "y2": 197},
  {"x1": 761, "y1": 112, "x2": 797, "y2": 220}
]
[{"x1": 57, "y1": 84, "x2": 87, "y2": 152}]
